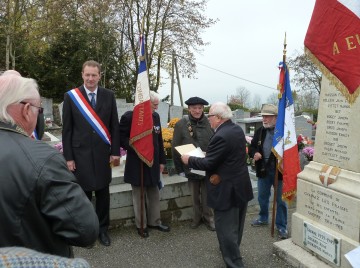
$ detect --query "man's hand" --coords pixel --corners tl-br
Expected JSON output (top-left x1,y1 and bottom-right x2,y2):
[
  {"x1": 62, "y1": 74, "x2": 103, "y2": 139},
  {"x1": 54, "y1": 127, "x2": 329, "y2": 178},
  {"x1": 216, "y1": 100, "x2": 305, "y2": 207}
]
[
  {"x1": 67, "y1": 160, "x2": 76, "y2": 171},
  {"x1": 110, "y1": 155, "x2": 120, "y2": 167},
  {"x1": 160, "y1": 164, "x2": 165, "y2": 173},
  {"x1": 253, "y1": 152, "x2": 262, "y2": 161},
  {"x1": 181, "y1": 155, "x2": 190, "y2": 165}
]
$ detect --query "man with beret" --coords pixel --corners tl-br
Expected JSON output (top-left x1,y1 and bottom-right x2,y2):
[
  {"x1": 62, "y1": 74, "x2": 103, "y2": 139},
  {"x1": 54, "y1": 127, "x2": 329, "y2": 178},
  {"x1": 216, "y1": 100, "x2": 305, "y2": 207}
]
[
  {"x1": 172, "y1": 96, "x2": 215, "y2": 230},
  {"x1": 249, "y1": 104, "x2": 288, "y2": 239}
]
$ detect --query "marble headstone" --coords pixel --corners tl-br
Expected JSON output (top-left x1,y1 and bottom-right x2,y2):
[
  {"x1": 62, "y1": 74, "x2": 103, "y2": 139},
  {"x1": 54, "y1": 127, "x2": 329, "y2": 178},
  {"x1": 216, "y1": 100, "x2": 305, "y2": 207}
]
[{"x1": 290, "y1": 76, "x2": 360, "y2": 268}]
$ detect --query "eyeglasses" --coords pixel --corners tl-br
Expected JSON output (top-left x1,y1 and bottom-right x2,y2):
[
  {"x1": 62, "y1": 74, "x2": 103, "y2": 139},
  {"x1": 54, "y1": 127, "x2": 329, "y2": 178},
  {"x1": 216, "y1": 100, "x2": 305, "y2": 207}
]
[
  {"x1": 20, "y1": 101, "x2": 44, "y2": 114},
  {"x1": 207, "y1": 114, "x2": 216, "y2": 118}
]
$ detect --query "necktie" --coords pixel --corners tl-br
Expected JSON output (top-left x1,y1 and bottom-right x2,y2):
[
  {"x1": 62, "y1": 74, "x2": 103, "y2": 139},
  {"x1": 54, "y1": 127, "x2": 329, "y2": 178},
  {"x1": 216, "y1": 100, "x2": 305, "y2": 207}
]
[{"x1": 89, "y1": 92, "x2": 96, "y2": 108}]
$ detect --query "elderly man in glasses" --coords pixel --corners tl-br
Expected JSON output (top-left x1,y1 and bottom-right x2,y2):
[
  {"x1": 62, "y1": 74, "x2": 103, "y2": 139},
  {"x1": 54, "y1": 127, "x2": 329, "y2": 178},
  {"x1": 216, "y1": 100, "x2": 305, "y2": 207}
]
[{"x1": 0, "y1": 72, "x2": 99, "y2": 257}]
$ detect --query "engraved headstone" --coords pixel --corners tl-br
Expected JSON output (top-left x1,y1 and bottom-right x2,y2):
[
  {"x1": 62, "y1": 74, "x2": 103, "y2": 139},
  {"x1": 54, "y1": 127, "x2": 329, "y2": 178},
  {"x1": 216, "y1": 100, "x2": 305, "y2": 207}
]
[{"x1": 290, "y1": 76, "x2": 360, "y2": 268}]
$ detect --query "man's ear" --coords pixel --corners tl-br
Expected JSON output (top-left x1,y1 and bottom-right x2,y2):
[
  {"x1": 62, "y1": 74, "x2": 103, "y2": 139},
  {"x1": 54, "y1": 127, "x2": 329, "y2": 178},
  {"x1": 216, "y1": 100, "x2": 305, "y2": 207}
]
[{"x1": 21, "y1": 103, "x2": 32, "y2": 121}]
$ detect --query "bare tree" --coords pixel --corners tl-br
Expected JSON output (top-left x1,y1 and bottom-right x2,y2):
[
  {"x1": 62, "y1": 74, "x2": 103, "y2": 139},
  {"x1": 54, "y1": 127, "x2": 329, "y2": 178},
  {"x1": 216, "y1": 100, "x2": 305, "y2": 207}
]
[
  {"x1": 251, "y1": 94, "x2": 262, "y2": 111},
  {"x1": 229, "y1": 86, "x2": 251, "y2": 107},
  {"x1": 288, "y1": 50, "x2": 322, "y2": 111},
  {"x1": 266, "y1": 92, "x2": 278, "y2": 106}
]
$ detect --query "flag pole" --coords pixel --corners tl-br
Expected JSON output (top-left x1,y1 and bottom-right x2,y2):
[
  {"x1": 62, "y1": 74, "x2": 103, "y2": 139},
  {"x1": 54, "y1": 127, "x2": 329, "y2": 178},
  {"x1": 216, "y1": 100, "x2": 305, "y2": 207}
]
[
  {"x1": 139, "y1": 18, "x2": 145, "y2": 237},
  {"x1": 271, "y1": 32, "x2": 287, "y2": 237}
]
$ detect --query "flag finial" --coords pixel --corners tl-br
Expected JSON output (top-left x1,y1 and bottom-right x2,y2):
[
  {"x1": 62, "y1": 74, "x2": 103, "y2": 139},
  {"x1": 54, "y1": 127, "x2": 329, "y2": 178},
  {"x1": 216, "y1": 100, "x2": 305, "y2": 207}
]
[{"x1": 283, "y1": 32, "x2": 287, "y2": 63}]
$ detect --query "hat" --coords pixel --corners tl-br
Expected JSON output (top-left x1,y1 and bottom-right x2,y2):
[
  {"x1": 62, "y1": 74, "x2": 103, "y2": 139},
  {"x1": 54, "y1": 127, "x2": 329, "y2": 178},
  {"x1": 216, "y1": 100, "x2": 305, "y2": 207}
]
[
  {"x1": 260, "y1": 104, "x2": 278, "y2": 115},
  {"x1": 185, "y1": 96, "x2": 209, "y2": 106}
]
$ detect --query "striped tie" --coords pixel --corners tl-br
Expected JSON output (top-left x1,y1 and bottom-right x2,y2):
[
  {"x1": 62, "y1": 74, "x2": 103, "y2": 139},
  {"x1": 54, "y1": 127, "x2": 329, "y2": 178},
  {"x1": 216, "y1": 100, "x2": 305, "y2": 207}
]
[{"x1": 89, "y1": 92, "x2": 96, "y2": 108}]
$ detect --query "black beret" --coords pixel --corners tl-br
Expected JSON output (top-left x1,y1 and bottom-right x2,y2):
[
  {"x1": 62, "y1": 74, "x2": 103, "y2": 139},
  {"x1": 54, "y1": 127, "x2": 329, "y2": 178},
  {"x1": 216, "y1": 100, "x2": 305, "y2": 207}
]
[{"x1": 185, "y1": 96, "x2": 209, "y2": 106}]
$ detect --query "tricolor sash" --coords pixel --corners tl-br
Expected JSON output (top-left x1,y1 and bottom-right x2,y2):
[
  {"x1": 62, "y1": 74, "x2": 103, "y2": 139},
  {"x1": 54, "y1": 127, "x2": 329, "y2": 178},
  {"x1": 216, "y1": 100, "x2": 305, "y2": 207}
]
[
  {"x1": 67, "y1": 88, "x2": 111, "y2": 145},
  {"x1": 31, "y1": 129, "x2": 39, "y2": 140}
]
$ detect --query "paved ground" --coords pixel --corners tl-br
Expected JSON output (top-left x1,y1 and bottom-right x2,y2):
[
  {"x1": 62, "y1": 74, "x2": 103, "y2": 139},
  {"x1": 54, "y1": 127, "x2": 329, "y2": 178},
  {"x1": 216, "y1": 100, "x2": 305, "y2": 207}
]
[{"x1": 73, "y1": 208, "x2": 295, "y2": 268}]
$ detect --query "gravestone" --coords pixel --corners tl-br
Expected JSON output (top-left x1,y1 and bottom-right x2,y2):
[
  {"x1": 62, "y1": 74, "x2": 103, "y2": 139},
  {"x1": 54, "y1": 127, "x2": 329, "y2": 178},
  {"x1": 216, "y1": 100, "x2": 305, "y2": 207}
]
[
  {"x1": 42, "y1": 97, "x2": 53, "y2": 122},
  {"x1": 290, "y1": 76, "x2": 360, "y2": 268},
  {"x1": 117, "y1": 101, "x2": 133, "y2": 120},
  {"x1": 169, "y1": 105, "x2": 183, "y2": 121},
  {"x1": 157, "y1": 102, "x2": 169, "y2": 128},
  {"x1": 295, "y1": 115, "x2": 313, "y2": 139},
  {"x1": 233, "y1": 109, "x2": 250, "y2": 120},
  {"x1": 116, "y1": 99, "x2": 128, "y2": 120},
  {"x1": 53, "y1": 102, "x2": 63, "y2": 126},
  {"x1": 59, "y1": 102, "x2": 63, "y2": 125}
]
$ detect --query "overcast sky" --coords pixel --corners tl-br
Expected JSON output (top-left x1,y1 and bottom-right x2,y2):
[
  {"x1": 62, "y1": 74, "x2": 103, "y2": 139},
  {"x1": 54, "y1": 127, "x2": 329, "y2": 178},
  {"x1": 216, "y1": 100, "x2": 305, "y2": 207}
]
[{"x1": 158, "y1": 0, "x2": 316, "y2": 107}]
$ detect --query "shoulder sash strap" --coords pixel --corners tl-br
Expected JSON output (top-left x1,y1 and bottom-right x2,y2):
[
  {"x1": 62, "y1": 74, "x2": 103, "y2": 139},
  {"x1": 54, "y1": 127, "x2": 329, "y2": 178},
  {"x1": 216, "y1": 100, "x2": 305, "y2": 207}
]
[{"x1": 67, "y1": 88, "x2": 111, "y2": 145}]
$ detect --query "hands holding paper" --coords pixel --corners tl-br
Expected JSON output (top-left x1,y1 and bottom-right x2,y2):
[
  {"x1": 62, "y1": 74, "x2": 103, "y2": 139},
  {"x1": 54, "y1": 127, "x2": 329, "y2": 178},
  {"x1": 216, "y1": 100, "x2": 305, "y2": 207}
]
[{"x1": 181, "y1": 155, "x2": 190, "y2": 165}]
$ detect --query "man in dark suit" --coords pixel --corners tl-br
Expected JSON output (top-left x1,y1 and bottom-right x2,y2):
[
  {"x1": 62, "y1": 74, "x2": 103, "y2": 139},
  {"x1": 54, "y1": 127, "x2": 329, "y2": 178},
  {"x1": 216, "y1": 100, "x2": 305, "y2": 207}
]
[
  {"x1": 62, "y1": 60, "x2": 120, "y2": 247},
  {"x1": 181, "y1": 102, "x2": 253, "y2": 268},
  {"x1": 119, "y1": 91, "x2": 170, "y2": 238}
]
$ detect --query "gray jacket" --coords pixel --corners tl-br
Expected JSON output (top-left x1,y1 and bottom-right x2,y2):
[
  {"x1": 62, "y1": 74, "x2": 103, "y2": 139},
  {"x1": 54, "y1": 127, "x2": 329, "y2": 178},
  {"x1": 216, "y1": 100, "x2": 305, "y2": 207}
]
[
  {"x1": 0, "y1": 122, "x2": 99, "y2": 257},
  {"x1": 172, "y1": 114, "x2": 214, "y2": 180}
]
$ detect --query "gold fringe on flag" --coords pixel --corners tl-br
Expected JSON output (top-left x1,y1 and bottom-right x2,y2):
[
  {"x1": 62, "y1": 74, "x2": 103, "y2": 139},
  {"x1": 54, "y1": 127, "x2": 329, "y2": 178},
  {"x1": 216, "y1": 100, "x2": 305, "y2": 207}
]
[
  {"x1": 305, "y1": 47, "x2": 360, "y2": 105},
  {"x1": 129, "y1": 129, "x2": 154, "y2": 167}
]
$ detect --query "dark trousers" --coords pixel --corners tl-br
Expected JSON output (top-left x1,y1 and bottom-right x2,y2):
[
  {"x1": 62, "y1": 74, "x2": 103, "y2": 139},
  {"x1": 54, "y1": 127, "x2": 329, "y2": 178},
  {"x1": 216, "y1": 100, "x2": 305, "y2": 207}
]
[
  {"x1": 85, "y1": 186, "x2": 110, "y2": 233},
  {"x1": 214, "y1": 202, "x2": 248, "y2": 268}
]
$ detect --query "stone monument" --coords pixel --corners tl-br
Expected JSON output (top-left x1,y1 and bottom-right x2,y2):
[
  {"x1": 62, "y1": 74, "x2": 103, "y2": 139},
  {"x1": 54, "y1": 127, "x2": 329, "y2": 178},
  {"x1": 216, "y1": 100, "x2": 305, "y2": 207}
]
[{"x1": 287, "y1": 76, "x2": 360, "y2": 268}]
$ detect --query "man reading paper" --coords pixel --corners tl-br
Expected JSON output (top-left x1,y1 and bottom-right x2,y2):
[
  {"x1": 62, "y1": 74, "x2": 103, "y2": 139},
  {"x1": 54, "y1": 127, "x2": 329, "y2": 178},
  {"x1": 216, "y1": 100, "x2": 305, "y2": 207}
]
[{"x1": 181, "y1": 102, "x2": 253, "y2": 268}]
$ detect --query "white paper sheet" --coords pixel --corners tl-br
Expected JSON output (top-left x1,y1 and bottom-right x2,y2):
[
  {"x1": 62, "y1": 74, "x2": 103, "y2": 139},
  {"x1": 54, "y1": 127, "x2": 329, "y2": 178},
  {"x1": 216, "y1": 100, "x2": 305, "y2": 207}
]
[{"x1": 345, "y1": 246, "x2": 360, "y2": 268}]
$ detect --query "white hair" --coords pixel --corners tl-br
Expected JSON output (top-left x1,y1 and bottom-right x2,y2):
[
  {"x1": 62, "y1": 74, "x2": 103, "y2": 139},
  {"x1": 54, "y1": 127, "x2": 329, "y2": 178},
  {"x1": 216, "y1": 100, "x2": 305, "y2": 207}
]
[
  {"x1": 0, "y1": 73, "x2": 39, "y2": 124},
  {"x1": 210, "y1": 102, "x2": 233, "y2": 119},
  {"x1": 149, "y1": 90, "x2": 160, "y2": 102}
]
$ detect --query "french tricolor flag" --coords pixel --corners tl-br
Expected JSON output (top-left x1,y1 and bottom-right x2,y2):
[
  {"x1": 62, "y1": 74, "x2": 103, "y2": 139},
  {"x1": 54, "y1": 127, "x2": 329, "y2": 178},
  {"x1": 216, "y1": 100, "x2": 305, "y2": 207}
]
[
  {"x1": 272, "y1": 62, "x2": 301, "y2": 203},
  {"x1": 129, "y1": 34, "x2": 154, "y2": 167}
]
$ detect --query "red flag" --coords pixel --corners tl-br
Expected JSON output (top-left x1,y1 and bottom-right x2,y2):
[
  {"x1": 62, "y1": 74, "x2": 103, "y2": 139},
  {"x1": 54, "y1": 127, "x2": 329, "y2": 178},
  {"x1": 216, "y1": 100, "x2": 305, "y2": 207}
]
[
  {"x1": 304, "y1": 0, "x2": 360, "y2": 104},
  {"x1": 129, "y1": 35, "x2": 154, "y2": 167}
]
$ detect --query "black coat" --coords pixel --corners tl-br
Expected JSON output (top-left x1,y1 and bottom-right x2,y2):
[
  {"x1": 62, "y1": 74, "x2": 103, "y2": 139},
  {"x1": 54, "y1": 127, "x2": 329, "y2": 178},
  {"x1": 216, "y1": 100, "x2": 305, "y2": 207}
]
[
  {"x1": 249, "y1": 126, "x2": 283, "y2": 180},
  {"x1": 188, "y1": 120, "x2": 254, "y2": 211},
  {"x1": 119, "y1": 111, "x2": 166, "y2": 187},
  {"x1": 62, "y1": 85, "x2": 120, "y2": 191},
  {"x1": 0, "y1": 122, "x2": 99, "y2": 257}
]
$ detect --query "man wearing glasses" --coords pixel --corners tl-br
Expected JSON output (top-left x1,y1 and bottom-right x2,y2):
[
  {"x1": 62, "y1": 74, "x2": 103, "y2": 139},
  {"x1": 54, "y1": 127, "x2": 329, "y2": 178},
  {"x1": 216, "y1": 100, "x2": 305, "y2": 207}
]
[
  {"x1": 0, "y1": 72, "x2": 99, "y2": 257},
  {"x1": 1, "y1": 70, "x2": 45, "y2": 140},
  {"x1": 181, "y1": 102, "x2": 253, "y2": 268}
]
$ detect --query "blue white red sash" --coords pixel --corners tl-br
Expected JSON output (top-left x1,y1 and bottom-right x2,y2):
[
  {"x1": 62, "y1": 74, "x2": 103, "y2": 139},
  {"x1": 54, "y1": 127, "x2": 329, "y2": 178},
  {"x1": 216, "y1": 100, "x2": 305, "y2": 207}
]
[
  {"x1": 31, "y1": 129, "x2": 39, "y2": 140},
  {"x1": 67, "y1": 88, "x2": 111, "y2": 145}
]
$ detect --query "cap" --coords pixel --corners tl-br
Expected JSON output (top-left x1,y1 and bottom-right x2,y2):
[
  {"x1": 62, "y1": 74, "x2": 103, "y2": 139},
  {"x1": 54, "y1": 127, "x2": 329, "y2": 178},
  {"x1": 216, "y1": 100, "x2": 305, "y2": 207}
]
[
  {"x1": 184, "y1": 96, "x2": 209, "y2": 106},
  {"x1": 259, "y1": 104, "x2": 278, "y2": 115}
]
